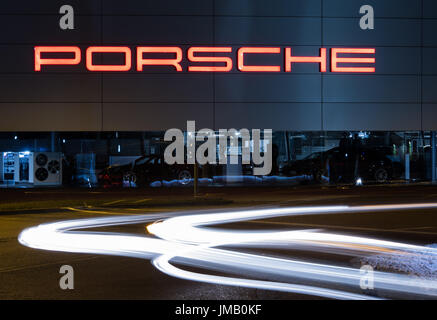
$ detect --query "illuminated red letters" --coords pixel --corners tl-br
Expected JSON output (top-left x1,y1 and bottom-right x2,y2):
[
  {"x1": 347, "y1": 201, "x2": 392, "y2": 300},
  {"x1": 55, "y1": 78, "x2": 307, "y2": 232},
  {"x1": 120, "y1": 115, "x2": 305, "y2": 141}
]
[
  {"x1": 188, "y1": 47, "x2": 232, "y2": 72},
  {"x1": 331, "y1": 48, "x2": 375, "y2": 73},
  {"x1": 86, "y1": 46, "x2": 131, "y2": 71},
  {"x1": 285, "y1": 48, "x2": 327, "y2": 72},
  {"x1": 238, "y1": 47, "x2": 281, "y2": 72},
  {"x1": 34, "y1": 46, "x2": 81, "y2": 71},
  {"x1": 34, "y1": 46, "x2": 376, "y2": 73},
  {"x1": 137, "y1": 47, "x2": 182, "y2": 71}
]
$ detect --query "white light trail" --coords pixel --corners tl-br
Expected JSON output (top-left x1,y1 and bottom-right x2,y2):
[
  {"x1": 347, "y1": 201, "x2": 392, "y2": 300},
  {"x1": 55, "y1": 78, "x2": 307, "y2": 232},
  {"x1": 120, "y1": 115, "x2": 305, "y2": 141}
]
[{"x1": 18, "y1": 203, "x2": 437, "y2": 299}]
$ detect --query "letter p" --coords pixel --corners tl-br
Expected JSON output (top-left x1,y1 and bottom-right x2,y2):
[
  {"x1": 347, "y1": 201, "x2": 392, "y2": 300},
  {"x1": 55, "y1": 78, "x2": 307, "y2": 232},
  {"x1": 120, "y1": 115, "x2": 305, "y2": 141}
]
[{"x1": 34, "y1": 46, "x2": 81, "y2": 71}]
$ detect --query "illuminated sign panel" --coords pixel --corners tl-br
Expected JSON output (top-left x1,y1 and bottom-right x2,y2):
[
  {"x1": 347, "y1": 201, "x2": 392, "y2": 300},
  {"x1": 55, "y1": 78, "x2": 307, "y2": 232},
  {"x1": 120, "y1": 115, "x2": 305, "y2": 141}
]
[
  {"x1": 237, "y1": 47, "x2": 281, "y2": 72},
  {"x1": 285, "y1": 48, "x2": 327, "y2": 72},
  {"x1": 187, "y1": 47, "x2": 233, "y2": 72},
  {"x1": 34, "y1": 46, "x2": 376, "y2": 73},
  {"x1": 34, "y1": 46, "x2": 81, "y2": 71},
  {"x1": 86, "y1": 46, "x2": 132, "y2": 71},
  {"x1": 331, "y1": 48, "x2": 376, "y2": 73},
  {"x1": 137, "y1": 47, "x2": 183, "y2": 71}
]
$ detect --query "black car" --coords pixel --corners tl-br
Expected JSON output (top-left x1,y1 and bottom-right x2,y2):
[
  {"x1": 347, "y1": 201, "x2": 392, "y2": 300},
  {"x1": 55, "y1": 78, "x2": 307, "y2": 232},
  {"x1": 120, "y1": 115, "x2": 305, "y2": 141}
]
[
  {"x1": 99, "y1": 155, "x2": 195, "y2": 188},
  {"x1": 281, "y1": 146, "x2": 403, "y2": 184}
]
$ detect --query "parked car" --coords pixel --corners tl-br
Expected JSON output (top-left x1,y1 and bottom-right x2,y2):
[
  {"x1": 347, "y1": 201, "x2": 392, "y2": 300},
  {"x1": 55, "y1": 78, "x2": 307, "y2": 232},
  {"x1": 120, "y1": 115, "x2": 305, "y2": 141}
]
[
  {"x1": 98, "y1": 155, "x2": 195, "y2": 188},
  {"x1": 281, "y1": 146, "x2": 403, "y2": 184}
]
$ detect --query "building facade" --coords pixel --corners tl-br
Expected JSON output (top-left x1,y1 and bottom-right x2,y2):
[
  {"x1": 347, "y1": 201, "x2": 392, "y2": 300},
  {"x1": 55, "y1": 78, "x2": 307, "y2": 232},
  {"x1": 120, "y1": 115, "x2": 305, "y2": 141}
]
[{"x1": 0, "y1": 0, "x2": 436, "y2": 186}]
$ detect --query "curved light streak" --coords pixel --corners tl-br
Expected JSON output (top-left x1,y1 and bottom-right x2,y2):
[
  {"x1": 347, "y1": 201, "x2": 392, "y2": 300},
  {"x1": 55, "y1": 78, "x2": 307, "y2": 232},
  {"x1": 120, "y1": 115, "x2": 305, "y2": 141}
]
[{"x1": 18, "y1": 203, "x2": 437, "y2": 299}]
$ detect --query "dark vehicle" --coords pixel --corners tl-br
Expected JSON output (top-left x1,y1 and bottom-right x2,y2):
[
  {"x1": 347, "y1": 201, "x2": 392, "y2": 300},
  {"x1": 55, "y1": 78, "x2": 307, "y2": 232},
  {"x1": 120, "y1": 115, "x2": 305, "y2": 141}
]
[
  {"x1": 282, "y1": 146, "x2": 403, "y2": 184},
  {"x1": 98, "y1": 155, "x2": 195, "y2": 188}
]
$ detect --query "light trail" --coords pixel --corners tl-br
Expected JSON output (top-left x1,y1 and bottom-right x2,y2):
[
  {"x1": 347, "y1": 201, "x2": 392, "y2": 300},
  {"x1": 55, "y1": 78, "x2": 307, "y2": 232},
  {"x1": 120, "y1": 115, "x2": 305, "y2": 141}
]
[{"x1": 18, "y1": 203, "x2": 437, "y2": 299}]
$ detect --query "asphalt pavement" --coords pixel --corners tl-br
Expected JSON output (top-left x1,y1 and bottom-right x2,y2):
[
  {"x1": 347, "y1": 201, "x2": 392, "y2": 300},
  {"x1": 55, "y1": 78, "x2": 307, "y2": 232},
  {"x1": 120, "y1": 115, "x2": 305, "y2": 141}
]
[{"x1": 1, "y1": 185, "x2": 437, "y2": 299}]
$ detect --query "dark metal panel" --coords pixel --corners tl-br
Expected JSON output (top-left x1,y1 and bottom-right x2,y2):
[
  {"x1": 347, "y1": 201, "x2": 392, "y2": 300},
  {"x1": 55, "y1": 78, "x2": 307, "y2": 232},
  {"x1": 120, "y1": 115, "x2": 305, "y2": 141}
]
[
  {"x1": 103, "y1": 16, "x2": 213, "y2": 45},
  {"x1": 215, "y1": 74, "x2": 321, "y2": 103},
  {"x1": 423, "y1": 49, "x2": 437, "y2": 75},
  {"x1": 323, "y1": 0, "x2": 421, "y2": 18},
  {"x1": 0, "y1": 103, "x2": 101, "y2": 131},
  {"x1": 0, "y1": 45, "x2": 36, "y2": 73},
  {"x1": 424, "y1": 0, "x2": 437, "y2": 19},
  {"x1": 215, "y1": 17, "x2": 321, "y2": 45},
  {"x1": 103, "y1": 74, "x2": 213, "y2": 102},
  {"x1": 0, "y1": 2, "x2": 428, "y2": 132},
  {"x1": 215, "y1": 103, "x2": 322, "y2": 130},
  {"x1": 324, "y1": 18, "x2": 421, "y2": 46},
  {"x1": 423, "y1": 20, "x2": 437, "y2": 46},
  {"x1": 372, "y1": 47, "x2": 420, "y2": 75},
  {"x1": 103, "y1": 103, "x2": 213, "y2": 131},
  {"x1": 422, "y1": 104, "x2": 437, "y2": 130},
  {"x1": 0, "y1": 75, "x2": 101, "y2": 102},
  {"x1": 0, "y1": 45, "x2": 89, "y2": 73},
  {"x1": 423, "y1": 76, "x2": 437, "y2": 103},
  {"x1": 0, "y1": 1, "x2": 101, "y2": 14},
  {"x1": 215, "y1": 0, "x2": 321, "y2": 17},
  {"x1": 103, "y1": 0, "x2": 212, "y2": 15},
  {"x1": 323, "y1": 75, "x2": 420, "y2": 103},
  {"x1": 0, "y1": 15, "x2": 101, "y2": 44},
  {"x1": 323, "y1": 103, "x2": 421, "y2": 131}
]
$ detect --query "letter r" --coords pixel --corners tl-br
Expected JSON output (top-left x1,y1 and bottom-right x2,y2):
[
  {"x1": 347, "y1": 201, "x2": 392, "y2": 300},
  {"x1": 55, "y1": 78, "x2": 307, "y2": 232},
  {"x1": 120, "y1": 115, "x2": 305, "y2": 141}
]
[{"x1": 137, "y1": 47, "x2": 183, "y2": 71}]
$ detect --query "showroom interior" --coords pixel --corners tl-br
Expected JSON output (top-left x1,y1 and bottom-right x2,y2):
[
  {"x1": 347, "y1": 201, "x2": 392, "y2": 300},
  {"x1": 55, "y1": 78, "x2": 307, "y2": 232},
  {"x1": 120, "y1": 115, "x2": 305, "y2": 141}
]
[{"x1": 0, "y1": 130, "x2": 433, "y2": 187}]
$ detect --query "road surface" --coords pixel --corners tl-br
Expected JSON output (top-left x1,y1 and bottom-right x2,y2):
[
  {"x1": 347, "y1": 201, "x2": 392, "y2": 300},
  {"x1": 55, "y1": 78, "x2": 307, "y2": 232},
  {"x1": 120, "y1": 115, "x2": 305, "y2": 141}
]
[{"x1": 1, "y1": 186, "x2": 437, "y2": 299}]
